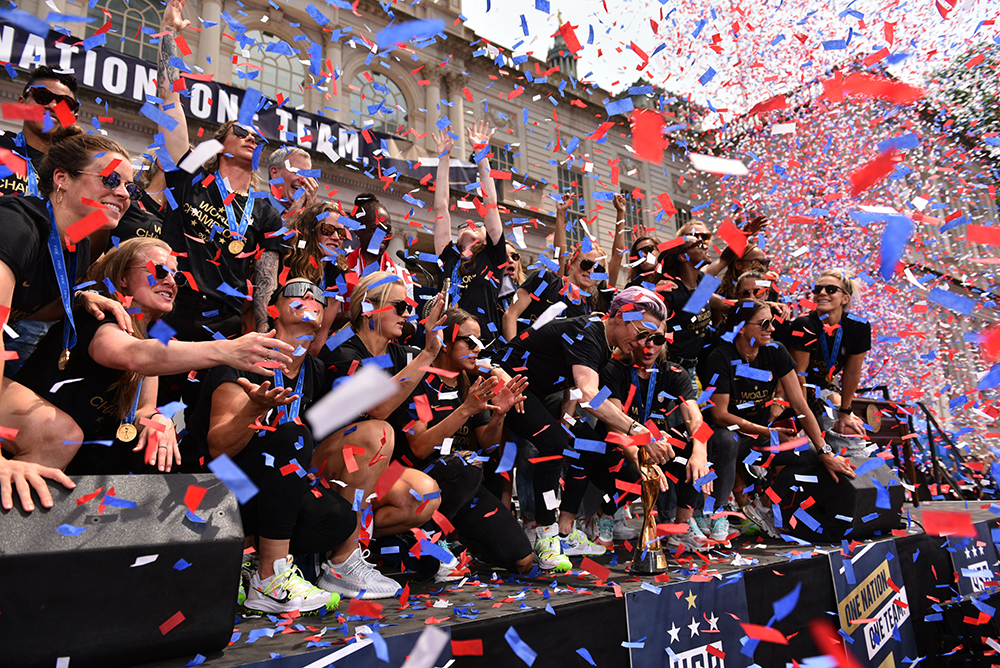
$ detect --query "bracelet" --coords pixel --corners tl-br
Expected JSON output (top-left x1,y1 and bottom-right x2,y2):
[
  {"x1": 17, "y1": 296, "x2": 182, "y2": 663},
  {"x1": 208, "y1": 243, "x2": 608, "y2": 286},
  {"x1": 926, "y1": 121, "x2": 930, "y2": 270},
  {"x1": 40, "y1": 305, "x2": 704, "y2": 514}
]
[
  {"x1": 627, "y1": 422, "x2": 638, "y2": 435},
  {"x1": 839, "y1": 406, "x2": 854, "y2": 415}
]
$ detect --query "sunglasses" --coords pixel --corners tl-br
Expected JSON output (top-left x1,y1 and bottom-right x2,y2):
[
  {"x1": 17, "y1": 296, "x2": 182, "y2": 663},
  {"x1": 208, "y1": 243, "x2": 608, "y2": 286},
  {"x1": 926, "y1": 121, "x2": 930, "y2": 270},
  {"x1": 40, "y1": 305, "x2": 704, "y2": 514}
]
[
  {"x1": 231, "y1": 124, "x2": 264, "y2": 144},
  {"x1": 741, "y1": 257, "x2": 771, "y2": 267},
  {"x1": 133, "y1": 264, "x2": 187, "y2": 287},
  {"x1": 634, "y1": 245, "x2": 656, "y2": 256},
  {"x1": 318, "y1": 223, "x2": 350, "y2": 240},
  {"x1": 693, "y1": 232, "x2": 712, "y2": 241},
  {"x1": 282, "y1": 281, "x2": 327, "y2": 306},
  {"x1": 27, "y1": 87, "x2": 80, "y2": 113},
  {"x1": 386, "y1": 300, "x2": 411, "y2": 316},
  {"x1": 749, "y1": 318, "x2": 775, "y2": 330},
  {"x1": 454, "y1": 335, "x2": 482, "y2": 349},
  {"x1": 630, "y1": 321, "x2": 663, "y2": 343},
  {"x1": 508, "y1": 252, "x2": 521, "y2": 263},
  {"x1": 812, "y1": 284, "x2": 844, "y2": 295},
  {"x1": 80, "y1": 170, "x2": 143, "y2": 201},
  {"x1": 580, "y1": 259, "x2": 606, "y2": 273}
]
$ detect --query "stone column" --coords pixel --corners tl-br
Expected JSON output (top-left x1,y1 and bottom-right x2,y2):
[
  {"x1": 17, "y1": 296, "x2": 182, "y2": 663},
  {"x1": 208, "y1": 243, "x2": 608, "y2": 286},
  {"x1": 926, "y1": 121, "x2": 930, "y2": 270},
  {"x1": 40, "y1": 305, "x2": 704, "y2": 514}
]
[
  {"x1": 425, "y1": 74, "x2": 442, "y2": 152},
  {"x1": 198, "y1": 0, "x2": 222, "y2": 79},
  {"x1": 446, "y1": 73, "x2": 467, "y2": 153},
  {"x1": 322, "y1": 30, "x2": 344, "y2": 122}
]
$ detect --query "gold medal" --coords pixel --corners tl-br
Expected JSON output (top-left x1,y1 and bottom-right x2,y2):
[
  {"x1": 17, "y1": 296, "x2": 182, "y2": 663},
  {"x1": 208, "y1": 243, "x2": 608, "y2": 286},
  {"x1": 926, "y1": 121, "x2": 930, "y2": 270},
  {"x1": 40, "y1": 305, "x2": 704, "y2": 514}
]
[
  {"x1": 58, "y1": 349, "x2": 70, "y2": 370},
  {"x1": 228, "y1": 239, "x2": 246, "y2": 255},
  {"x1": 117, "y1": 423, "x2": 138, "y2": 442}
]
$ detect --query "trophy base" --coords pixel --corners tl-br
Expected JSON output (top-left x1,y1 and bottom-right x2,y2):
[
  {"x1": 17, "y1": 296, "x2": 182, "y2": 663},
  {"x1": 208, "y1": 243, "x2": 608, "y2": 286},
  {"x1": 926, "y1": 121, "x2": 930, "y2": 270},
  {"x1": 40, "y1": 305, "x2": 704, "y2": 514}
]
[{"x1": 630, "y1": 547, "x2": 669, "y2": 574}]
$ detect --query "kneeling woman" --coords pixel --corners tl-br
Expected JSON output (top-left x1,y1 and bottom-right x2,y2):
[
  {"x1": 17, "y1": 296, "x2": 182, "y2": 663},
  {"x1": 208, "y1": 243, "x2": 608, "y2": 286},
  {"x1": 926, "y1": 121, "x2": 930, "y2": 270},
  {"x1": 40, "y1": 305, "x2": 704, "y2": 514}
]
[
  {"x1": 397, "y1": 308, "x2": 534, "y2": 574},
  {"x1": 182, "y1": 279, "x2": 358, "y2": 614},
  {"x1": 14, "y1": 237, "x2": 297, "y2": 474},
  {"x1": 601, "y1": 323, "x2": 718, "y2": 550},
  {"x1": 701, "y1": 300, "x2": 856, "y2": 537}
]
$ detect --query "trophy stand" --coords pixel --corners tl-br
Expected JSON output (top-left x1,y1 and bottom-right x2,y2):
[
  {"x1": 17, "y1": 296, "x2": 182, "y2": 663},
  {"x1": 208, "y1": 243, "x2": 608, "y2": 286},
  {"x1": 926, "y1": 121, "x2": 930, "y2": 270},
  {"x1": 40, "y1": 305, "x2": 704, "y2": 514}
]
[{"x1": 630, "y1": 447, "x2": 669, "y2": 574}]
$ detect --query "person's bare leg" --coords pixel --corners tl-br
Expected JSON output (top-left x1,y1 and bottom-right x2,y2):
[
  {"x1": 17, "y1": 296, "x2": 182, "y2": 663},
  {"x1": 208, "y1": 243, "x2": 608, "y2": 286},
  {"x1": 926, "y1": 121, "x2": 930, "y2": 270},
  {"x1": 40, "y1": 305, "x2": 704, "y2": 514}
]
[
  {"x1": 557, "y1": 509, "x2": 576, "y2": 535},
  {"x1": 0, "y1": 378, "x2": 84, "y2": 469},
  {"x1": 372, "y1": 469, "x2": 441, "y2": 537},
  {"x1": 257, "y1": 537, "x2": 291, "y2": 578}
]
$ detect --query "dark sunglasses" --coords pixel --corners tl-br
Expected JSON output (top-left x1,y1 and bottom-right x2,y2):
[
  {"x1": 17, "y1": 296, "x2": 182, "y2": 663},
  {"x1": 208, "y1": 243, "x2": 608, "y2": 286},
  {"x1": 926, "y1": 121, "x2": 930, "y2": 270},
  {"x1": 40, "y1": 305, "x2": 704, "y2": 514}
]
[
  {"x1": 741, "y1": 257, "x2": 771, "y2": 267},
  {"x1": 282, "y1": 281, "x2": 327, "y2": 306},
  {"x1": 318, "y1": 222, "x2": 350, "y2": 239},
  {"x1": 454, "y1": 335, "x2": 482, "y2": 349},
  {"x1": 133, "y1": 264, "x2": 187, "y2": 287},
  {"x1": 80, "y1": 170, "x2": 143, "y2": 201},
  {"x1": 750, "y1": 318, "x2": 774, "y2": 330},
  {"x1": 694, "y1": 232, "x2": 712, "y2": 241},
  {"x1": 387, "y1": 300, "x2": 411, "y2": 316},
  {"x1": 231, "y1": 124, "x2": 264, "y2": 144},
  {"x1": 642, "y1": 333, "x2": 668, "y2": 347},
  {"x1": 812, "y1": 284, "x2": 844, "y2": 296},
  {"x1": 28, "y1": 87, "x2": 80, "y2": 113},
  {"x1": 634, "y1": 245, "x2": 656, "y2": 256},
  {"x1": 508, "y1": 252, "x2": 521, "y2": 263},
  {"x1": 580, "y1": 259, "x2": 606, "y2": 273}
]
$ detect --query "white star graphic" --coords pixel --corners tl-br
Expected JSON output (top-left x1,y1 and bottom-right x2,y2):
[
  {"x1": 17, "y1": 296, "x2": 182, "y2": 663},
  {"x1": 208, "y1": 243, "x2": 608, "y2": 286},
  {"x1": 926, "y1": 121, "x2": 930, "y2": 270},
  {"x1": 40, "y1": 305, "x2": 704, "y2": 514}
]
[
  {"x1": 707, "y1": 612, "x2": 720, "y2": 631},
  {"x1": 964, "y1": 546, "x2": 971, "y2": 559},
  {"x1": 668, "y1": 622, "x2": 681, "y2": 644},
  {"x1": 688, "y1": 617, "x2": 701, "y2": 638}
]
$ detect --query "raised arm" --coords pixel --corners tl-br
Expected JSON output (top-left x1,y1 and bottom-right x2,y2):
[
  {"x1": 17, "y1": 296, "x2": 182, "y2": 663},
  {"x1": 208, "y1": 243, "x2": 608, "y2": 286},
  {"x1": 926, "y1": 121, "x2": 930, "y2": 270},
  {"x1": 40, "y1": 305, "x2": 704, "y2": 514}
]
[
  {"x1": 501, "y1": 286, "x2": 532, "y2": 341},
  {"x1": 607, "y1": 193, "x2": 628, "y2": 286},
  {"x1": 468, "y1": 120, "x2": 503, "y2": 245},
  {"x1": 252, "y1": 251, "x2": 280, "y2": 333},
  {"x1": 157, "y1": 0, "x2": 191, "y2": 163},
  {"x1": 833, "y1": 352, "x2": 867, "y2": 436},
  {"x1": 431, "y1": 128, "x2": 455, "y2": 255},
  {"x1": 554, "y1": 193, "x2": 571, "y2": 273}
]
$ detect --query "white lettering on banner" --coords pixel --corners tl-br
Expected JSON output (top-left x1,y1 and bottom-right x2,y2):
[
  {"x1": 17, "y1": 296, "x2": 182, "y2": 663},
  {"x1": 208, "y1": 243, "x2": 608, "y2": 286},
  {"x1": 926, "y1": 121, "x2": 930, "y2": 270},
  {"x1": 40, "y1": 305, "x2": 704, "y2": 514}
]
[
  {"x1": 275, "y1": 108, "x2": 293, "y2": 138},
  {"x1": 83, "y1": 49, "x2": 97, "y2": 87},
  {"x1": 297, "y1": 117, "x2": 313, "y2": 148},
  {"x1": 965, "y1": 560, "x2": 992, "y2": 593},
  {"x1": 0, "y1": 26, "x2": 15, "y2": 63},
  {"x1": 338, "y1": 127, "x2": 359, "y2": 161},
  {"x1": 102, "y1": 56, "x2": 128, "y2": 95},
  {"x1": 190, "y1": 83, "x2": 213, "y2": 120},
  {"x1": 19, "y1": 33, "x2": 46, "y2": 69},
  {"x1": 865, "y1": 587, "x2": 910, "y2": 659},
  {"x1": 217, "y1": 90, "x2": 239, "y2": 124},
  {"x1": 133, "y1": 63, "x2": 157, "y2": 101},
  {"x1": 669, "y1": 642, "x2": 723, "y2": 668},
  {"x1": 55, "y1": 42, "x2": 78, "y2": 70}
]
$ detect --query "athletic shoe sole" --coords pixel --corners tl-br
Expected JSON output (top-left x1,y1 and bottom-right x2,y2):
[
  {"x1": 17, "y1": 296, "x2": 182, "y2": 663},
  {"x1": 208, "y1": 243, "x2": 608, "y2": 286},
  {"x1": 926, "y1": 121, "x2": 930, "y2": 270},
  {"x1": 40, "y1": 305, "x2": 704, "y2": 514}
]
[{"x1": 244, "y1": 592, "x2": 340, "y2": 615}]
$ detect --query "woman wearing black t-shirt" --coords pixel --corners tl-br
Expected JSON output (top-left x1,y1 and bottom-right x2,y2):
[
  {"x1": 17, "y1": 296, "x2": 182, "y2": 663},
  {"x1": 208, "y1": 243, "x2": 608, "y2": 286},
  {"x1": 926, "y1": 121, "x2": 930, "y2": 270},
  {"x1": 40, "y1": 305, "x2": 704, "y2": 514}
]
[
  {"x1": 0, "y1": 127, "x2": 141, "y2": 471},
  {"x1": 497, "y1": 286, "x2": 673, "y2": 572},
  {"x1": 702, "y1": 300, "x2": 855, "y2": 537},
  {"x1": 430, "y1": 121, "x2": 511, "y2": 346},
  {"x1": 788, "y1": 270, "x2": 871, "y2": 436},
  {"x1": 284, "y1": 202, "x2": 351, "y2": 355},
  {"x1": 182, "y1": 279, "x2": 356, "y2": 614},
  {"x1": 16, "y1": 237, "x2": 296, "y2": 474},
  {"x1": 396, "y1": 308, "x2": 534, "y2": 574}
]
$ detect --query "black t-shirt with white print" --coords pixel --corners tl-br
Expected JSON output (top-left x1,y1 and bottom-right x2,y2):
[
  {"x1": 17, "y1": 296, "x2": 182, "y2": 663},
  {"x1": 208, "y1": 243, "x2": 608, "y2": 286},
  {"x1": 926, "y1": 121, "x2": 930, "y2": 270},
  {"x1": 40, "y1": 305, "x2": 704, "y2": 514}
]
[
  {"x1": 787, "y1": 311, "x2": 871, "y2": 389},
  {"x1": 700, "y1": 341, "x2": 796, "y2": 427}
]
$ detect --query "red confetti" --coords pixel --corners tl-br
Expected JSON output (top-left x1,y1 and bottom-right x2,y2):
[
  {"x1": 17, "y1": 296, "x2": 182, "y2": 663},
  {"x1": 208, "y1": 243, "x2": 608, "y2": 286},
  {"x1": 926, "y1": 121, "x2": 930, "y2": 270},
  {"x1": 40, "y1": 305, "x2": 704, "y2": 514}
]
[
  {"x1": 184, "y1": 485, "x2": 207, "y2": 512},
  {"x1": 159, "y1": 611, "x2": 186, "y2": 635},
  {"x1": 631, "y1": 109, "x2": 665, "y2": 165},
  {"x1": 580, "y1": 556, "x2": 610, "y2": 582},
  {"x1": 921, "y1": 509, "x2": 977, "y2": 537},
  {"x1": 451, "y1": 639, "x2": 484, "y2": 656},
  {"x1": 740, "y1": 623, "x2": 788, "y2": 645}
]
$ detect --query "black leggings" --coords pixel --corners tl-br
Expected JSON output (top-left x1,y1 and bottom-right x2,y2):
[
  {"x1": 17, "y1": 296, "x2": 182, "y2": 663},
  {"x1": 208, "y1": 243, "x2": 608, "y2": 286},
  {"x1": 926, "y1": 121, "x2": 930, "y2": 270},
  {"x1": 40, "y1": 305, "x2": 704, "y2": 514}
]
[
  {"x1": 426, "y1": 456, "x2": 532, "y2": 571},
  {"x1": 661, "y1": 439, "x2": 704, "y2": 511},
  {"x1": 561, "y1": 425, "x2": 644, "y2": 518},
  {"x1": 232, "y1": 422, "x2": 356, "y2": 553}
]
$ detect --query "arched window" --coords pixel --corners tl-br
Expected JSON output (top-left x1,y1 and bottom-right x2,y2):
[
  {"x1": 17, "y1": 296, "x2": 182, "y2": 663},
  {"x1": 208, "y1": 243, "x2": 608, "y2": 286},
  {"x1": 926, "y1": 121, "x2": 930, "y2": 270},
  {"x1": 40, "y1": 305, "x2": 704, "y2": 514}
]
[
  {"x1": 349, "y1": 71, "x2": 408, "y2": 134},
  {"x1": 232, "y1": 30, "x2": 306, "y2": 109},
  {"x1": 86, "y1": 0, "x2": 161, "y2": 63}
]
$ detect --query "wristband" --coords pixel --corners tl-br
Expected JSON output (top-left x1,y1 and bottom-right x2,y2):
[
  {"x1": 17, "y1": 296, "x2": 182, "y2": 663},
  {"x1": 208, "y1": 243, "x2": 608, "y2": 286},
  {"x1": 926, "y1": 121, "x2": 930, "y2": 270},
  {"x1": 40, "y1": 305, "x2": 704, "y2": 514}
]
[
  {"x1": 627, "y1": 421, "x2": 638, "y2": 435},
  {"x1": 839, "y1": 406, "x2": 854, "y2": 415},
  {"x1": 74, "y1": 289, "x2": 100, "y2": 305}
]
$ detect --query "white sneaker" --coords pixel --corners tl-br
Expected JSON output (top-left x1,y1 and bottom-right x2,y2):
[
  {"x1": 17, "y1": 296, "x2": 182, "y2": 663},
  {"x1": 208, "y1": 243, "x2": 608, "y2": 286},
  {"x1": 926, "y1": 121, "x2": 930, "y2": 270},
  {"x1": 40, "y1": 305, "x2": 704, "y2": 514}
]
[
  {"x1": 743, "y1": 497, "x2": 781, "y2": 539},
  {"x1": 613, "y1": 508, "x2": 639, "y2": 541},
  {"x1": 594, "y1": 514, "x2": 615, "y2": 550},
  {"x1": 666, "y1": 519, "x2": 710, "y2": 553},
  {"x1": 709, "y1": 516, "x2": 733, "y2": 547},
  {"x1": 561, "y1": 528, "x2": 607, "y2": 556},
  {"x1": 523, "y1": 520, "x2": 538, "y2": 544},
  {"x1": 245, "y1": 556, "x2": 336, "y2": 614},
  {"x1": 433, "y1": 541, "x2": 470, "y2": 583},
  {"x1": 534, "y1": 525, "x2": 571, "y2": 573},
  {"x1": 319, "y1": 548, "x2": 402, "y2": 599}
]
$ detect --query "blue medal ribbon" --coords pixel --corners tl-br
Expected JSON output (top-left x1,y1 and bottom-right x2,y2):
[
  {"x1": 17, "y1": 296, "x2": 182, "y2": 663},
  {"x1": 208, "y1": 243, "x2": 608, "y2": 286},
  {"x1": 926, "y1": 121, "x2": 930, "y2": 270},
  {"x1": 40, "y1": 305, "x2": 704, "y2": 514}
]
[
  {"x1": 122, "y1": 378, "x2": 143, "y2": 427},
  {"x1": 818, "y1": 321, "x2": 844, "y2": 381},
  {"x1": 214, "y1": 171, "x2": 255, "y2": 244},
  {"x1": 45, "y1": 201, "x2": 78, "y2": 366},
  {"x1": 15, "y1": 132, "x2": 39, "y2": 197},
  {"x1": 272, "y1": 366, "x2": 306, "y2": 424},
  {"x1": 631, "y1": 366, "x2": 658, "y2": 425}
]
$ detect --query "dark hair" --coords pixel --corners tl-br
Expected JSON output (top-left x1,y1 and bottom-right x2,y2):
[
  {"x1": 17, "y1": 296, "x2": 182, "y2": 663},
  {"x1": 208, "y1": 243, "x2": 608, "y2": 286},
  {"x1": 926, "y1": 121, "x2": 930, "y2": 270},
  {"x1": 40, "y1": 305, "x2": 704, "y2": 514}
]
[
  {"x1": 201, "y1": 120, "x2": 263, "y2": 189},
  {"x1": 437, "y1": 307, "x2": 478, "y2": 400},
  {"x1": 628, "y1": 235, "x2": 661, "y2": 282},
  {"x1": 23, "y1": 66, "x2": 78, "y2": 98},
  {"x1": 354, "y1": 193, "x2": 391, "y2": 229},
  {"x1": 37, "y1": 125, "x2": 130, "y2": 197},
  {"x1": 285, "y1": 202, "x2": 349, "y2": 284},
  {"x1": 718, "y1": 298, "x2": 769, "y2": 343}
]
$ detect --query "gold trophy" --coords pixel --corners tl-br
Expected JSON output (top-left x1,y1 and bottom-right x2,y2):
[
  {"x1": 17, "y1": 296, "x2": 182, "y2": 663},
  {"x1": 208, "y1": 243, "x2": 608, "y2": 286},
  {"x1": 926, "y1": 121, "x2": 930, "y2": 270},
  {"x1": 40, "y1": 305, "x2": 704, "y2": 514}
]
[{"x1": 630, "y1": 447, "x2": 669, "y2": 574}]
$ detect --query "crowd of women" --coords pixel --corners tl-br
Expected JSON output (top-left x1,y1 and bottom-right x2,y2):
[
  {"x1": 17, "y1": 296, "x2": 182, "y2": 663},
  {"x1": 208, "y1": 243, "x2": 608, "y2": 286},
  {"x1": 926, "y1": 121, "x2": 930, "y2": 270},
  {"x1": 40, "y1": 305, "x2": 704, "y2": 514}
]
[{"x1": 0, "y1": 0, "x2": 870, "y2": 615}]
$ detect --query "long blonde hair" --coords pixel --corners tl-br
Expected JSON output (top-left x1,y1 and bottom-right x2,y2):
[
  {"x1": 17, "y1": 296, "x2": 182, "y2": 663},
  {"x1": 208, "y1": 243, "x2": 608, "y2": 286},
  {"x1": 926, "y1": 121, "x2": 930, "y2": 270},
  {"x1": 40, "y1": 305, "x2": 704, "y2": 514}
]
[
  {"x1": 349, "y1": 270, "x2": 403, "y2": 331},
  {"x1": 816, "y1": 268, "x2": 857, "y2": 309},
  {"x1": 87, "y1": 238, "x2": 171, "y2": 419}
]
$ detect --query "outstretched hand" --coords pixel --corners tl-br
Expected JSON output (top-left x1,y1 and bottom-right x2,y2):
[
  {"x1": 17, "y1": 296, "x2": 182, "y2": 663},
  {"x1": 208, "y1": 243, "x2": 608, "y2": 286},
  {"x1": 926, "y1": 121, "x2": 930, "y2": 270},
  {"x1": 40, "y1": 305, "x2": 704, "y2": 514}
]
[
  {"x1": 0, "y1": 456, "x2": 75, "y2": 512},
  {"x1": 237, "y1": 377, "x2": 298, "y2": 413},
  {"x1": 467, "y1": 119, "x2": 495, "y2": 147},
  {"x1": 431, "y1": 128, "x2": 454, "y2": 156},
  {"x1": 163, "y1": 0, "x2": 190, "y2": 31},
  {"x1": 491, "y1": 374, "x2": 528, "y2": 415}
]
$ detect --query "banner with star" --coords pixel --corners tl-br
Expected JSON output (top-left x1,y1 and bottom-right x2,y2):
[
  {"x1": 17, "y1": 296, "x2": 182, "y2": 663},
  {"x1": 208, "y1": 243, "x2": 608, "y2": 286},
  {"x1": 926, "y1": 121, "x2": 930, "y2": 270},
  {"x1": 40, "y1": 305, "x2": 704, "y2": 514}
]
[
  {"x1": 828, "y1": 540, "x2": 917, "y2": 665},
  {"x1": 951, "y1": 519, "x2": 999, "y2": 597},
  {"x1": 624, "y1": 576, "x2": 753, "y2": 668}
]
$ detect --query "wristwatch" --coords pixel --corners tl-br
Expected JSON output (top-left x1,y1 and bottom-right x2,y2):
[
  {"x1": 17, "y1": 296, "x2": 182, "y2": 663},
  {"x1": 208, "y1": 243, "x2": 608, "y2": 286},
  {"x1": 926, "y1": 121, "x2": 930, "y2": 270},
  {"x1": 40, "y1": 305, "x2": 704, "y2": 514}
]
[
  {"x1": 819, "y1": 443, "x2": 833, "y2": 456},
  {"x1": 839, "y1": 406, "x2": 854, "y2": 415}
]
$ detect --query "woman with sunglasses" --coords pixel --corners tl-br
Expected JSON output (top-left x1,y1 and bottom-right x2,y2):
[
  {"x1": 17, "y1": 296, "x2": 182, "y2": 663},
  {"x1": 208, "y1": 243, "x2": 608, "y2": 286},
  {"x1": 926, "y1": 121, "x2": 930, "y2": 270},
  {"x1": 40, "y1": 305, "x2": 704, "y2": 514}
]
[
  {"x1": 182, "y1": 278, "x2": 358, "y2": 614},
  {"x1": 496, "y1": 287, "x2": 673, "y2": 571},
  {"x1": 386, "y1": 307, "x2": 535, "y2": 575},
  {"x1": 732, "y1": 270, "x2": 794, "y2": 347},
  {"x1": 314, "y1": 272, "x2": 462, "y2": 593},
  {"x1": 155, "y1": 1, "x2": 285, "y2": 385},
  {"x1": 601, "y1": 320, "x2": 721, "y2": 550},
  {"x1": 430, "y1": 121, "x2": 511, "y2": 346},
  {"x1": 284, "y1": 202, "x2": 351, "y2": 354},
  {"x1": 702, "y1": 300, "x2": 856, "y2": 537},
  {"x1": 788, "y1": 270, "x2": 871, "y2": 436},
  {"x1": 8, "y1": 237, "x2": 297, "y2": 473},
  {"x1": 622, "y1": 235, "x2": 665, "y2": 288}
]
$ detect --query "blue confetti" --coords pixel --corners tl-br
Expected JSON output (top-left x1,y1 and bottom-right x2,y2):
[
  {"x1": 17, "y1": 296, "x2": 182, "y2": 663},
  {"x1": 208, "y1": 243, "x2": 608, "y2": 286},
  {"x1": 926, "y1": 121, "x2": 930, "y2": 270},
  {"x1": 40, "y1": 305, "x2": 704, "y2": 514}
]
[
  {"x1": 207, "y1": 454, "x2": 259, "y2": 504},
  {"x1": 56, "y1": 524, "x2": 87, "y2": 537},
  {"x1": 376, "y1": 19, "x2": 444, "y2": 46},
  {"x1": 504, "y1": 626, "x2": 537, "y2": 666}
]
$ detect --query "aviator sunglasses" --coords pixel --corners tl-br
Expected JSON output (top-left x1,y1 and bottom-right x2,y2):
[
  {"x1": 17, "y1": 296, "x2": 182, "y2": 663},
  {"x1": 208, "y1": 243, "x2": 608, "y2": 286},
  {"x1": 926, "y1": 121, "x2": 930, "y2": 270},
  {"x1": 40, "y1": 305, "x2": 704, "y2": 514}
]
[
  {"x1": 132, "y1": 264, "x2": 187, "y2": 287},
  {"x1": 231, "y1": 124, "x2": 264, "y2": 144}
]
